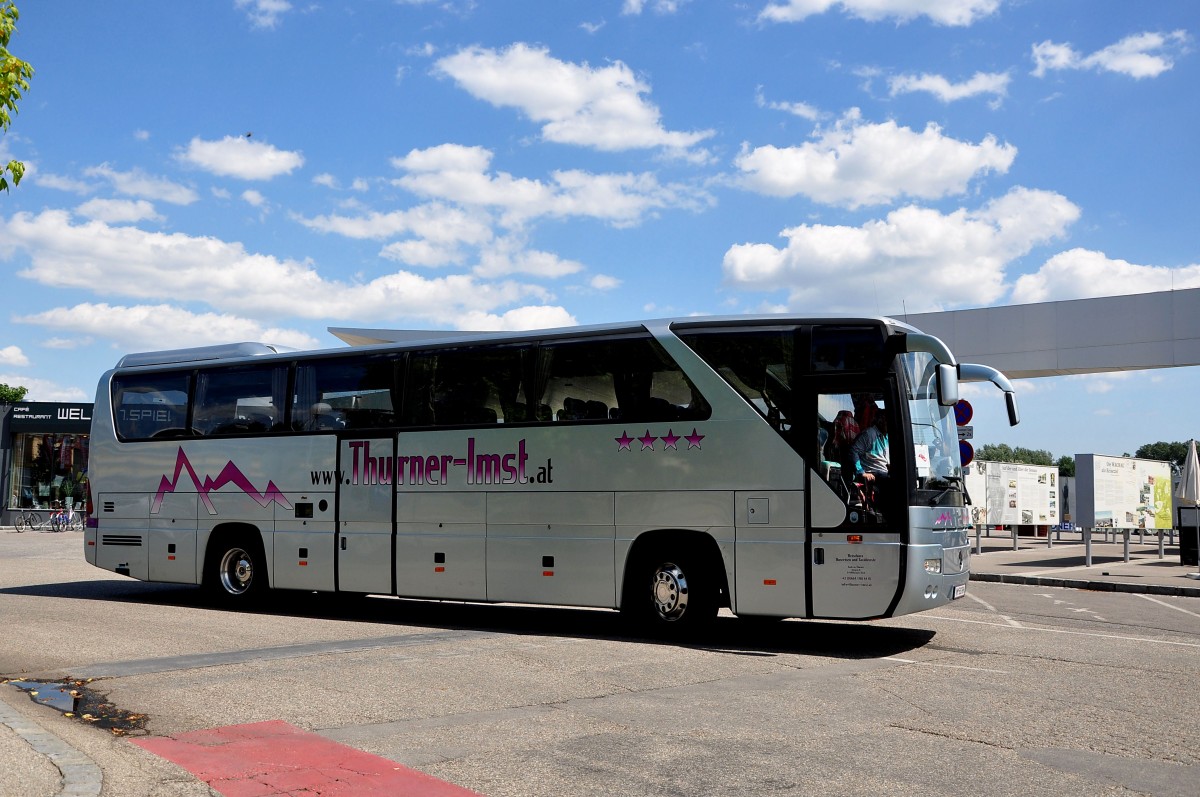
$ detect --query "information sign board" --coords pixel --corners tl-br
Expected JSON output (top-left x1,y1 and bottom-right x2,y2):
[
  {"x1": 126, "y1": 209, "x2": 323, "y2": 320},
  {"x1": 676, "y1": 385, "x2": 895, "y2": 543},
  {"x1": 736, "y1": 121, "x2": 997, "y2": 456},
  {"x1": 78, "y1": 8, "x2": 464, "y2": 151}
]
[
  {"x1": 968, "y1": 461, "x2": 1058, "y2": 526},
  {"x1": 1075, "y1": 454, "x2": 1173, "y2": 529}
]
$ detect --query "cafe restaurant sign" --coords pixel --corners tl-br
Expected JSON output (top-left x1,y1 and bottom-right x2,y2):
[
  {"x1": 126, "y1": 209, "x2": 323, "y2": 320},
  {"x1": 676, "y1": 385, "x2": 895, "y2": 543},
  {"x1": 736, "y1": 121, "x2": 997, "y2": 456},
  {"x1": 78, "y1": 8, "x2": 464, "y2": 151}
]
[{"x1": 6, "y1": 402, "x2": 94, "y2": 434}]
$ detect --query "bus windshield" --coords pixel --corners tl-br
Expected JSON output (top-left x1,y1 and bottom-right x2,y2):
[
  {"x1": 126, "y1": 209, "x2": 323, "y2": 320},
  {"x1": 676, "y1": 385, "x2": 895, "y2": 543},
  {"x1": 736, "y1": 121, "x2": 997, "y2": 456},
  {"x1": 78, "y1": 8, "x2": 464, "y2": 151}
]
[{"x1": 901, "y1": 351, "x2": 963, "y2": 503}]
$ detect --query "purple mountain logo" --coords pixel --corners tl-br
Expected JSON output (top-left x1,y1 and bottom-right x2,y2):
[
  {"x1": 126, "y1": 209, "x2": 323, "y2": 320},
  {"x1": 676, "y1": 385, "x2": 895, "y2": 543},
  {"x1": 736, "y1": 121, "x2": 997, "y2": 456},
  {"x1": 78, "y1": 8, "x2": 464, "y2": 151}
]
[{"x1": 153, "y1": 447, "x2": 292, "y2": 515}]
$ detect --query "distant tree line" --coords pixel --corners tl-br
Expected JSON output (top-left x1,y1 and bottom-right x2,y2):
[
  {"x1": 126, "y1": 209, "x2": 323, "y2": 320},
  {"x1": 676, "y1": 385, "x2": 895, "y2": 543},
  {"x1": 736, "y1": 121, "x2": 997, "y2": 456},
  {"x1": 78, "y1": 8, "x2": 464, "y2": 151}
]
[{"x1": 976, "y1": 440, "x2": 1196, "y2": 478}]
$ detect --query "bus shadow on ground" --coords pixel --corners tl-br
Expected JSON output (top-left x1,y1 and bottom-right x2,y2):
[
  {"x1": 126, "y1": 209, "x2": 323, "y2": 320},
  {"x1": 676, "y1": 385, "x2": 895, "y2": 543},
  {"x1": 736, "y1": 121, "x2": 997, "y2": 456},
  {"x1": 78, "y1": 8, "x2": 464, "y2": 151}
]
[{"x1": 1, "y1": 580, "x2": 935, "y2": 660}]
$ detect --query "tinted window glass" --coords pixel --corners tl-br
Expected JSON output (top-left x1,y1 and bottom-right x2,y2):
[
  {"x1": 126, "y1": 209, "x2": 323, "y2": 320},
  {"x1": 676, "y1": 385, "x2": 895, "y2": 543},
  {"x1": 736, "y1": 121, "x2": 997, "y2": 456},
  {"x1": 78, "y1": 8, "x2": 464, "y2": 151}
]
[
  {"x1": 534, "y1": 335, "x2": 709, "y2": 424},
  {"x1": 293, "y1": 356, "x2": 398, "y2": 431},
  {"x1": 678, "y1": 328, "x2": 795, "y2": 428},
  {"x1": 112, "y1": 373, "x2": 191, "y2": 440},
  {"x1": 812, "y1": 325, "x2": 887, "y2": 372},
  {"x1": 194, "y1": 365, "x2": 289, "y2": 436},
  {"x1": 404, "y1": 344, "x2": 530, "y2": 426}
]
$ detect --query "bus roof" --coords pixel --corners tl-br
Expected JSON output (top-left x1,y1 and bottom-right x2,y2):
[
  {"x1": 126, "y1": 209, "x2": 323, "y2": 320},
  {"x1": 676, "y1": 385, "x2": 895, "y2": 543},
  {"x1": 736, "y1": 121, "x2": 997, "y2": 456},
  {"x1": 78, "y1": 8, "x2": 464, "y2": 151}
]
[
  {"x1": 111, "y1": 315, "x2": 919, "y2": 369},
  {"x1": 115, "y1": 342, "x2": 294, "y2": 368}
]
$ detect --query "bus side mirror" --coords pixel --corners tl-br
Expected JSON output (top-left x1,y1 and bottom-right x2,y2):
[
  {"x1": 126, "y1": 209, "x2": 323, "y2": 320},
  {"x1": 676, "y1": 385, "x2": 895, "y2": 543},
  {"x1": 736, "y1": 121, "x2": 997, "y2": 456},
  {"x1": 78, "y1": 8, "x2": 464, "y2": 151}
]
[
  {"x1": 937, "y1": 363, "x2": 959, "y2": 407},
  {"x1": 1006, "y1": 391, "x2": 1020, "y2": 426}
]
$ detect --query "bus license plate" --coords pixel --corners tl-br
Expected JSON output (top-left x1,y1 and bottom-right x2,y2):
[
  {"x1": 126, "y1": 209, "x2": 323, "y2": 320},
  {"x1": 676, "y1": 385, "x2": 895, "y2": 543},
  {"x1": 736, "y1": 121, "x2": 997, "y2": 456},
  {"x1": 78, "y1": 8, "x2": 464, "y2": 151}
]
[{"x1": 952, "y1": 584, "x2": 966, "y2": 600}]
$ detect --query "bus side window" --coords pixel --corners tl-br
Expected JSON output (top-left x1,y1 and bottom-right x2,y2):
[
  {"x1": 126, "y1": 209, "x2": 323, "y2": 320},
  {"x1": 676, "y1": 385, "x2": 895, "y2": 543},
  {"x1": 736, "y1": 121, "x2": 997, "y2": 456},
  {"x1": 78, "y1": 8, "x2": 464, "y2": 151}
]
[
  {"x1": 111, "y1": 374, "x2": 191, "y2": 440},
  {"x1": 294, "y1": 355, "x2": 398, "y2": 432},
  {"x1": 677, "y1": 328, "x2": 792, "y2": 428},
  {"x1": 535, "y1": 336, "x2": 708, "y2": 424},
  {"x1": 403, "y1": 344, "x2": 528, "y2": 427},
  {"x1": 195, "y1": 365, "x2": 288, "y2": 437}
]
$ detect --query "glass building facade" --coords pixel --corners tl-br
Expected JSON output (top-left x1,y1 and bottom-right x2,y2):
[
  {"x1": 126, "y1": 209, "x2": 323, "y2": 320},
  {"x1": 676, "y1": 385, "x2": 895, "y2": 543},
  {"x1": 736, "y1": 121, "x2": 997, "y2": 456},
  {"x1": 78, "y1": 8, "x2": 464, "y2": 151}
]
[{"x1": 1, "y1": 402, "x2": 93, "y2": 522}]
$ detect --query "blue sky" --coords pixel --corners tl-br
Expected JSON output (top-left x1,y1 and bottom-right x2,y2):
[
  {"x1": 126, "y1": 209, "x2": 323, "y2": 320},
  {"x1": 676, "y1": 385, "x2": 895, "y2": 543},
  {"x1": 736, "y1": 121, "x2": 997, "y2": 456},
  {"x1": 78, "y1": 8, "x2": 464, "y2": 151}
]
[{"x1": 1, "y1": 0, "x2": 1197, "y2": 461}]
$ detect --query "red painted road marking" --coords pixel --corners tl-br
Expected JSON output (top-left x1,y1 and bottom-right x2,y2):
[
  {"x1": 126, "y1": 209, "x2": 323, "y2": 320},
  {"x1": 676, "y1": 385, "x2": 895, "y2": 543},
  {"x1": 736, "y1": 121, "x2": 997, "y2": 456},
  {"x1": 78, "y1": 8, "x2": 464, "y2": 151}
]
[{"x1": 133, "y1": 720, "x2": 483, "y2": 796}]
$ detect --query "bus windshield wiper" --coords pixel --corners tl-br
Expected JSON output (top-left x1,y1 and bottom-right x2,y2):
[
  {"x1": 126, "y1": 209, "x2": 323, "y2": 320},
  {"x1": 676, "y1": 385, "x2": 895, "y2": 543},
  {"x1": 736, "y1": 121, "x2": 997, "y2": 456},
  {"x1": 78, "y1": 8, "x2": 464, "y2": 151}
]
[{"x1": 928, "y1": 474, "x2": 963, "y2": 507}]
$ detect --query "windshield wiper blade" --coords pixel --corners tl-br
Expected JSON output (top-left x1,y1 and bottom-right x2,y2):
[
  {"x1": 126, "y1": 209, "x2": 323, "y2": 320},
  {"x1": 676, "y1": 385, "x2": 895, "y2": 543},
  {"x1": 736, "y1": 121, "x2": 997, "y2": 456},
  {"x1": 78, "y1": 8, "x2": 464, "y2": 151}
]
[{"x1": 928, "y1": 474, "x2": 963, "y2": 507}]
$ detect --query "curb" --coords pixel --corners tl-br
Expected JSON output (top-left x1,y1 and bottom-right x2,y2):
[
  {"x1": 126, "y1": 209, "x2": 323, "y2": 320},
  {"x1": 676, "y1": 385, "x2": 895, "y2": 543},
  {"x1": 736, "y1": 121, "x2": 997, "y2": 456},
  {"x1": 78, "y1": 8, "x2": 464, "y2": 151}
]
[
  {"x1": 0, "y1": 688, "x2": 103, "y2": 797},
  {"x1": 969, "y1": 572, "x2": 1200, "y2": 598}
]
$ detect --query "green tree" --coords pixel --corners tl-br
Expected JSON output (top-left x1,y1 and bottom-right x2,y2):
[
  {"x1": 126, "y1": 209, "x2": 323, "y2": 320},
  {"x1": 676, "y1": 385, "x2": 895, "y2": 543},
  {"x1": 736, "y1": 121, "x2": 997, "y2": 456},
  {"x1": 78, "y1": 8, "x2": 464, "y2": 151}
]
[
  {"x1": 1134, "y1": 441, "x2": 1190, "y2": 468},
  {"x1": 1, "y1": 0, "x2": 34, "y2": 192},
  {"x1": 1055, "y1": 455, "x2": 1075, "y2": 477},
  {"x1": 976, "y1": 444, "x2": 1054, "y2": 466},
  {"x1": 0, "y1": 382, "x2": 28, "y2": 403}
]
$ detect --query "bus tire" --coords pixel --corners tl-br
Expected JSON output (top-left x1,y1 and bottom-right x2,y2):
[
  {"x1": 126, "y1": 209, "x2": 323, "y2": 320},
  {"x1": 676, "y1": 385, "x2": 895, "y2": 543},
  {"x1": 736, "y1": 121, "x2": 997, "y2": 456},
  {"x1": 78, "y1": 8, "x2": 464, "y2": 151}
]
[
  {"x1": 623, "y1": 547, "x2": 717, "y2": 635},
  {"x1": 204, "y1": 532, "x2": 267, "y2": 605}
]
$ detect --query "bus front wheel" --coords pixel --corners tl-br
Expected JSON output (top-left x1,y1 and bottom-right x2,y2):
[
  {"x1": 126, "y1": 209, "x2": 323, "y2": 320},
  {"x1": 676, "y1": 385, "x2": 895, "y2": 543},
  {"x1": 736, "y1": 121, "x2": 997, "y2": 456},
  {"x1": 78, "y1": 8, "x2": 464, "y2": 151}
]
[
  {"x1": 625, "y1": 549, "x2": 717, "y2": 634},
  {"x1": 205, "y1": 535, "x2": 267, "y2": 604}
]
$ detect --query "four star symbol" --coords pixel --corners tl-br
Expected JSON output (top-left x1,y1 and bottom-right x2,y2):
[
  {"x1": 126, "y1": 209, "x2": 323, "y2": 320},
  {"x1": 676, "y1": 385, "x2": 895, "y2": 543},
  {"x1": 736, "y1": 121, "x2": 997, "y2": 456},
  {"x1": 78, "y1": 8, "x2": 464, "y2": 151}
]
[{"x1": 615, "y1": 427, "x2": 704, "y2": 451}]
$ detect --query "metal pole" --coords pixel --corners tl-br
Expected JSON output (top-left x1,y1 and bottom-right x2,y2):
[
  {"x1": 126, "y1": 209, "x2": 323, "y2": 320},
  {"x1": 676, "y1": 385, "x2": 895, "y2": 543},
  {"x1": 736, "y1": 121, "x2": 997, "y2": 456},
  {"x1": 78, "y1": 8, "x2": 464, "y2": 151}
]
[
  {"x1": 975, "y1": 524, "x2": 981, "y2": 555},
  {"x1": 1158, "y1": 530, "x2": 1164, "y2": 559},
  {"x1": 1012, "y1": 525, "x2": 1018, "y2": 551},
  {"x1": 1085, "y1": 527, "x2": 1092, "y2": 567},
  {"x1": 1122, "y1": 529, "x2": 1130, "y2": 563}
]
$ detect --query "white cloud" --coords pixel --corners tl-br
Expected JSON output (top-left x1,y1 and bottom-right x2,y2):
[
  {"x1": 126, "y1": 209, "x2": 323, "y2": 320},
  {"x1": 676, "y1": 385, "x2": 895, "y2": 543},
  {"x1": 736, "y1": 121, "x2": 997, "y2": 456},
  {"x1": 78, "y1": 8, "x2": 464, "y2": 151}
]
[
  {"x1": 83, "y1": 164, "x2": 199, "y2": 205},
  {"x1": 18, "y1": 303, "x2": 319, "y2": 351},
  {"x1": 0, "y1": 210, "x2": 568, "y2": 330},
  {"x1": 433, "y1": 44, "x2": 714, "y2": 155},
  {"x1": 1032, "y1": 30, "x2": 1190, "y2": 79},
  {"x1": 755, "y1": 86, "x2": 823, "y2": 120},
  {"x1": 74, "y1": 199, "x2": 163, "y2": 224},
  {"x1": 0, "y1": 345, "x2": 30, "y2": 366},
  {"x1": 0, "y1": 373, "x2": 89, "y2": 403},
  {"x1": 590, "y1": 274, "x2": 622, "y2": 290},
  {"x1": 177, "y1": 136, "x2": 304, "y2": 180},
  {"x1": 1064, "y1": 371, "x2": 1133, "y2": 396},
  {"x1": 1012, "y1": 248, "x2": 1200, "y2": 303},
  {"x1": 298, "y1": 201, "x2": 494, "y2": 245},
  {"x1": 43, "y1": 337, "x2": 93, "y2": 350},
  {"x1": 35, "y1": 173, "x2": 95, "y2": 194},
  {"x1": 235, "y1": 0, "x2": 293, "y2": 30},
  {"x1": 391, "y1": 143, "x2": 712, "y2": 227},
  {"x1": 758, "y1": 0, "x2": 1001, "y2": 26},
  {"x1": 474, "y1": 240, "x2": 585, "y2": 278},
  {"x1": 379, "y1": 239, "x2": 465, "y2": 268},
  {"x1": 888, "y1": 71, "x2": 1010, "y2": 104},
  {"x1": 456, "y1": 306, "x2": 578, "y2": 331},
  {"x1": 241, "y1": 189, "x2": 267, "y2": 207},
  {"x1": 735, "y1": 110, "x2": 1016, "y2": 208},
  {"x1": 134, "y1": 129, "x2": 150, "y2": 141},
  {"x1": 622, "y1": 0, "x2": 690, "y2": 14},
  {"x1": 722, "y1": 187, "x2": 1080, "y2": 312},
  {"x1": 313, "y1": 173, "x2": 338, "y2": 189}
]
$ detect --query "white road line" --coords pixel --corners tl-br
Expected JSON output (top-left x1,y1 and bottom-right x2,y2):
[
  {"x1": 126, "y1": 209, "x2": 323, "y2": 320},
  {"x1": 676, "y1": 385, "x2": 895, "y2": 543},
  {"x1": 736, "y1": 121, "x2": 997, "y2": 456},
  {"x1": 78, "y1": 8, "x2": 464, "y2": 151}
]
[
  {"x1": 1135, "y1": 593, "x2": 1200, "y2": 619},
  {"x1": 965, "y1": 591, "x2": 1023, "y2": 628},
  {"x1": 884, "y1": 656, "x2": 1009, "y2": 674},
  {"x1": 926, "y1": 614, "x2": 1200, "y2": 648}
]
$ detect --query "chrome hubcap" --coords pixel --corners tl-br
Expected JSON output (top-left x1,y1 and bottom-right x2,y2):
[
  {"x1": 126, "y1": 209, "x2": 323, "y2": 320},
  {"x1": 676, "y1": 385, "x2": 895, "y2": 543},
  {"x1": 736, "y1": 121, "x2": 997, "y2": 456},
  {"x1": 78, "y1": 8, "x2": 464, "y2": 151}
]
[
  {"x1": 651, "y1": 563, "x2": 688, "y2": 621},
  {"x1": 219, "y1": 548, "x2": 254, "y2": 595}
]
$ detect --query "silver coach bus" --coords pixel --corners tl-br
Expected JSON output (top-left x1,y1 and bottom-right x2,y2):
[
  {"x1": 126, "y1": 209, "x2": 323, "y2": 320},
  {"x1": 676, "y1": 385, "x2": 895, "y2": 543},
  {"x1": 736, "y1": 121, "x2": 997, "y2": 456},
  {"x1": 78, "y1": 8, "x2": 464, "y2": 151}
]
[{"x1": 84, "y1": 316, "x2": 1018, "y2": 634}]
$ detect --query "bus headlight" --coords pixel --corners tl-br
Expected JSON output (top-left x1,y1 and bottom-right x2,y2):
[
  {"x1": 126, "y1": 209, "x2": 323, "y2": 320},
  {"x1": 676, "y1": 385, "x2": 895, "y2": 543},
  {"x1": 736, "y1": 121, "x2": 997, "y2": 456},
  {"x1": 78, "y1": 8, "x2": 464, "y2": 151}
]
[{"x1": 923, "y1": 558, "x2": 942, "y2": 574}]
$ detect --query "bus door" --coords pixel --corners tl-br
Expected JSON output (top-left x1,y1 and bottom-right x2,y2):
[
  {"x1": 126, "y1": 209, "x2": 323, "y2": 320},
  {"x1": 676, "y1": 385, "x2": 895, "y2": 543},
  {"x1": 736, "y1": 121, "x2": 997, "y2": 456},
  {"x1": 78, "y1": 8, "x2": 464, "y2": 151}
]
[
  {"x1": 337, "y1": 436, "x2": 395, "y2": 594},
  {"x1": 809, "y1": 384, "x2": 902, "y2": 618}
]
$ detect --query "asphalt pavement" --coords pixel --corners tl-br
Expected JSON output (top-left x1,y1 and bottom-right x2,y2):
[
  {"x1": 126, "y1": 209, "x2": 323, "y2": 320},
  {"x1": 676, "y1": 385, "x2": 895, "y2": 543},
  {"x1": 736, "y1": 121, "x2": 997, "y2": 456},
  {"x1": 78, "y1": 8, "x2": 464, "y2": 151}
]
[{"x1": 3, "y1": 525, "x2": 1198, "y2": 796}]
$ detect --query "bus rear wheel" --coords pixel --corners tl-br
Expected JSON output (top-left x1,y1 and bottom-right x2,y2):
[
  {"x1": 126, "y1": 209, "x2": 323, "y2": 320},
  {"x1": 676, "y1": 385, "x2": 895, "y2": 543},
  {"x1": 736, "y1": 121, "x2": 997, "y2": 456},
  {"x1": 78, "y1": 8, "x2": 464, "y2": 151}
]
[
  {"x1": 205, "y1": 535, "x2": 267, "y2": 605},
  {"x1": 625, "y1": 549, "x2": 717, "y2": 635}
]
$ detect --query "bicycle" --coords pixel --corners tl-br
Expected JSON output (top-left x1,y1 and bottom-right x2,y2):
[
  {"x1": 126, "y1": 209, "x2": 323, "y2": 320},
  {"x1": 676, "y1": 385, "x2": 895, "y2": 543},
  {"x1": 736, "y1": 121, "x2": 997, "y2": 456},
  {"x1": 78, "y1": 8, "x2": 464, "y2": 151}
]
[
  {"x1": 14, "y1": 509, "x2": 42, "y2": 532},
  {"x1": 49, "y1": 505, "x2": 85, "y2": 532}
]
